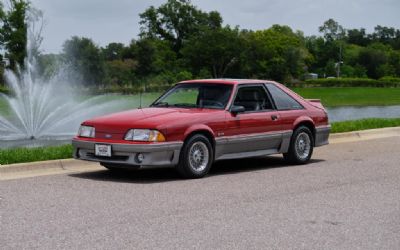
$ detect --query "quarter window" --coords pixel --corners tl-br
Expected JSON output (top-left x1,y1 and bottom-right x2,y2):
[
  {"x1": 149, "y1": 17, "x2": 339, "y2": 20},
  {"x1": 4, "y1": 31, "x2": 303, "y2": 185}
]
[{"x1": 266, "y1": 84, "x2": 303, "y2": 110}]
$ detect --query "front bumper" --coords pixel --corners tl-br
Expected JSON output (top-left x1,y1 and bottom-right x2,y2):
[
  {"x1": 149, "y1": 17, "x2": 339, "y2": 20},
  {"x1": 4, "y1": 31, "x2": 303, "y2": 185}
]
[{"x1": 72, "y1": 139, "x2": 183, "y2": 167}]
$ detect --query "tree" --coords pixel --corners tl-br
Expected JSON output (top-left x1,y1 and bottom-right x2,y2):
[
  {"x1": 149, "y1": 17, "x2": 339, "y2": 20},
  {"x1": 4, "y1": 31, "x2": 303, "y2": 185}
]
[
  {"x1": 181, "y1": 26, "x2": 244, "y2": 78},
  {"x1": 358, "y1": 43, "x2": 391, "y2": 79},
  {"x1": 102, "y1": 42, "x2": 125, "y2": 61},
  {"x1": 105, "y1": 59, "x2": 137, "y2": 86},
  {"x1": 319, "y1": 18, "x2": 345, "y2": 41},
  {"x1": 139, "y1": 0, "x2": 222, "y2": 53},
  {"x1": 62, "y1": 36, "x2": 105, "y2": 86},
  {"x1": 134, "y1": 38, "x2": 178, "y2": 77},
  {"x1": 347, "y1": 28, "x2": 368, "y2": 46},
  {"x1": 0, "y1": 0, "x2": 29, "y2": 70},
  {"x1": 242, "y1": 25, "x2": 310, "y2": 81}
]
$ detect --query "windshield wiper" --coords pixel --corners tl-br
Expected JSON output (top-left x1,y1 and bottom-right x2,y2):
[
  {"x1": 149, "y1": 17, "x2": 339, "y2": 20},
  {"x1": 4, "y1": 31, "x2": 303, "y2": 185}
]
[
  {"x1": 172, "y1": 103, "x2": 198, "y2": 108},
  {"x1": 152, "y1": 101, "x2": 169, "y2": 107}
]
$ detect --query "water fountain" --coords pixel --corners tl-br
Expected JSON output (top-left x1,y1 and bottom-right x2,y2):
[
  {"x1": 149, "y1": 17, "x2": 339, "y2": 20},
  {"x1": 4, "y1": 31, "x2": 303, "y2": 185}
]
[{"x1": 0, "y1": 12, "x2": 124, "y2": 148}]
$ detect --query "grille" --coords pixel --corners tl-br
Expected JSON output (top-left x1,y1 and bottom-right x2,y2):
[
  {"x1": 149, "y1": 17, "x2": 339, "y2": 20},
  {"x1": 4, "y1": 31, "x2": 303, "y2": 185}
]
[{"x1": 86, "y1": 153, "x2": 129, "y2": 161}]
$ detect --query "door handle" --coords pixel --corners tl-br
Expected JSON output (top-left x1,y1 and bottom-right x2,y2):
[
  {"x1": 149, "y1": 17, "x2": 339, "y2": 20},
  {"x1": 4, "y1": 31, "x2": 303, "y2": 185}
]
[{"x1": 271, "y1": 115, "x2": 278, "y2": 121}]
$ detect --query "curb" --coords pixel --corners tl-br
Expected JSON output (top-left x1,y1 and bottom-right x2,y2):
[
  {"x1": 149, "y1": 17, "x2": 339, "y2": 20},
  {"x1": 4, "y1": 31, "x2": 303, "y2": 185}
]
[
  {"x1": 0, "y1": 159, "x2": 99, "y2": 175},
  {"x1": 1, "y1": 126, "x2": 400, "y2": 177},
  {"x1": 329, "y1": 126, "x2": 400, "y2": 142}
]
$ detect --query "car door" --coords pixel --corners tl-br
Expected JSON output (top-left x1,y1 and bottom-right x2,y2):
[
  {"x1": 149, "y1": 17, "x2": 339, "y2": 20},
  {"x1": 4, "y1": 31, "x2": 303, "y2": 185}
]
[{"x1": 219, "y1": 84, "x2": 283, "y2": 157}]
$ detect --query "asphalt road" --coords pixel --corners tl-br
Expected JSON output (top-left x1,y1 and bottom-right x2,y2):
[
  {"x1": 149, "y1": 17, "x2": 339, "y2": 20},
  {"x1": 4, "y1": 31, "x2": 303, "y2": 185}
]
[{"x1": 1, "y1": 137, "x2": 400, "y2": 250}]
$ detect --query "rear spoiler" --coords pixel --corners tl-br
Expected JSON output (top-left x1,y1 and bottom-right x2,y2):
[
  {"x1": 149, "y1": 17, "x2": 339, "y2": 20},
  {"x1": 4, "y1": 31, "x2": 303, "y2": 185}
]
[{"x1": 306, "y1": 99, "x2": 326, "y2": 110}]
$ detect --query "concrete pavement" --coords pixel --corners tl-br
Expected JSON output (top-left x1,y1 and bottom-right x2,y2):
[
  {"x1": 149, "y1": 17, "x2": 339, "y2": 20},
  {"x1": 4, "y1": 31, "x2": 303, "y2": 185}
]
[{"x1": 1, "y1": 136, "x2": 400, "y2": 249}]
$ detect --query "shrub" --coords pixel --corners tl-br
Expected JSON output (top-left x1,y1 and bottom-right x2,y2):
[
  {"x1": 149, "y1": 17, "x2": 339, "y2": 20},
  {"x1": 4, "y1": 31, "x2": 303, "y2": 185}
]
[{"x1": 294, "y1": 78, "x2": 400, "y2": 87}]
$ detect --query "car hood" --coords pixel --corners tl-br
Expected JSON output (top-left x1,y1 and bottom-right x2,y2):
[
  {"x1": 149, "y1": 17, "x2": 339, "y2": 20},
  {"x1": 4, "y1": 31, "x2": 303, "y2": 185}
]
[{"x1": 83, "y1": 107, "x2": 222, "y2": 134}]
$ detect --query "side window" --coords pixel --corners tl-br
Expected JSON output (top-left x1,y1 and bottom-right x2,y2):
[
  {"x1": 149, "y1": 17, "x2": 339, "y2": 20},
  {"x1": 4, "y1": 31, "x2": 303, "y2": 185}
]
[
  {"x1": 233, "y1": 86, "x2": 273, "y2": 112},
  {"x1": 266, "y1": 84, "x2": 303, "y2": 110}
]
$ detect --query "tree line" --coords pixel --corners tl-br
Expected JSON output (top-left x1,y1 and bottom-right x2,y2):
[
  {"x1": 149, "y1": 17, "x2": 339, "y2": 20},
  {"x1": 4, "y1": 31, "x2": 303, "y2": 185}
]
[{"x1": 1, "y1": 0, "x2": 400, "y2": 89}]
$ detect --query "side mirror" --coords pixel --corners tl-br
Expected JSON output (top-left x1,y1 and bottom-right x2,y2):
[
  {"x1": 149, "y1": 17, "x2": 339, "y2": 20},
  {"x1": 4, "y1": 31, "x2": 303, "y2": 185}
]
[{"x1": 231, "y1": 105, "x2": 245, "y2": 115}]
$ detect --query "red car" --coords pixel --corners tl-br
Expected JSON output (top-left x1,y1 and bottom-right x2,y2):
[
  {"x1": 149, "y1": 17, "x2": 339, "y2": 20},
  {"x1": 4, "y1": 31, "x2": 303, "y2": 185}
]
[{"x1": 72, "y1": 79, "x2": 330, "y2": 178}]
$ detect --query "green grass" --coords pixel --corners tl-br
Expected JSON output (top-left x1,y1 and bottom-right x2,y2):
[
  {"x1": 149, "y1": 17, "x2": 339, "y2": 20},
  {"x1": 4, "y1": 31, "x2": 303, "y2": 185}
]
[
  {"x1": 331, "y1": 118, "x2": 400, "y2": 133},
  {"x1": 292, "y1": 87, "x2": 400, "y2": 107},
  {"x1": 1, "y1": 118, "x2": 400, "y2": 165},
  {"x1": 0, "y1": 144, "x2": 73, "y2": 165}
]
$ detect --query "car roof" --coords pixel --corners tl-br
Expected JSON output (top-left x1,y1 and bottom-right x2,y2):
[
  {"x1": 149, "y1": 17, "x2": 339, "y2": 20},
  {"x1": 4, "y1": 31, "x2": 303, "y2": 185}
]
[{"x1": 179, "y1": 79, "x2": 278, "y2": 85}]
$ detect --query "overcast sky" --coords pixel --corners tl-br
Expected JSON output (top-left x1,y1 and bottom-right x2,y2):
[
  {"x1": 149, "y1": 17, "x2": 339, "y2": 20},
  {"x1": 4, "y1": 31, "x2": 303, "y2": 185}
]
[{"x1": 29, "y1": 0, "x2": 400, "y2": 54}]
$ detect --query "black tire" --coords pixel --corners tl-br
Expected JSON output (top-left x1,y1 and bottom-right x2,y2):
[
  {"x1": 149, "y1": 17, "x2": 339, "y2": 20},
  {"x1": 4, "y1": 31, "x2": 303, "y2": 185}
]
[
  {"x1": 283, "y1": 126, "x2": 314, "y2": 164},
  {"x1": 176, "y1": 134, "x2": 214, "y2": 179}
]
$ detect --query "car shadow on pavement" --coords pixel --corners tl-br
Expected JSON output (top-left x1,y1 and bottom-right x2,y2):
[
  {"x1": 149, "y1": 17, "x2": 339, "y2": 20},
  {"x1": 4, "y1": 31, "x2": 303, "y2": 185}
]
[
  {"x1": 211, "y1": 156, "x2": 324, "y2": 176},
  {"x1": 69, "y1": 156, "x2": 325, "y2": 184}
]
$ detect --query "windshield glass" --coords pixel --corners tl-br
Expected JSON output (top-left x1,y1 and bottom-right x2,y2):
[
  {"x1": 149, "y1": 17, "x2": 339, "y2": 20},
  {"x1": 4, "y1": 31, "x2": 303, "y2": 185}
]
[{"x1": 152, "y1": 83, "x2": 233, "y2": 109}]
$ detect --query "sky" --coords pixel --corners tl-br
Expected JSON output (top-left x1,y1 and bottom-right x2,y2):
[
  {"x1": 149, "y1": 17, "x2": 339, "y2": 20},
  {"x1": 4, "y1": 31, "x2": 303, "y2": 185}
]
[{"x1": 28, "y1": 0, "x2": 400, "y2": 54}]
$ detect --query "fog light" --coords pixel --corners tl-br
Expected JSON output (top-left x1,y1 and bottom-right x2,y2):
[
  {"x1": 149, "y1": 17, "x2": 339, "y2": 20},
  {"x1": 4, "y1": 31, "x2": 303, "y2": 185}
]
[
  {"x1": 136, "y1": 153, "x2": 144, "y2": 163},
  {"x1": 78, "y1": 149, "x2": 84, "y2": 158}
]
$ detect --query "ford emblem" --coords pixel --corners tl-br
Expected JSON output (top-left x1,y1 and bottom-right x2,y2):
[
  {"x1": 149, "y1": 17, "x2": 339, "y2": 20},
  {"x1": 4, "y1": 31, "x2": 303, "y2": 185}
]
[{"x1": 105, "y1": 134, "x2": 112, "y2": 138}]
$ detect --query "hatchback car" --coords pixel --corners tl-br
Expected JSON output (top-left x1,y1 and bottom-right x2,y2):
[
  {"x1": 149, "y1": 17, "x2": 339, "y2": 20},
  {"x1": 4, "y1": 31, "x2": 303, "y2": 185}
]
[{"x1": 72, "y1": 79, "x2": 330, "y2": 178}]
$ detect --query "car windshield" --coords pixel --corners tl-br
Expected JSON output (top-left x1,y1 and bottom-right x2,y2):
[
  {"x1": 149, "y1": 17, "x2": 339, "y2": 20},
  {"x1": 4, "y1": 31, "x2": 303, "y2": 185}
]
[{"x1": 152, "y1": 83, "x2": 233, "y2": 109}]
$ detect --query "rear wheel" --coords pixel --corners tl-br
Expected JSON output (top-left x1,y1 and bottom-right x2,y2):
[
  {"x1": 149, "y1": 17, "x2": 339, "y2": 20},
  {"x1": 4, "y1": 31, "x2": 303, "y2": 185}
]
[
  {"x1": 176, "y1": 134, "x2": 213, "y2": 178},
  {"x1": 284, "y1": 126, "x2": 314, "y2": 164}
]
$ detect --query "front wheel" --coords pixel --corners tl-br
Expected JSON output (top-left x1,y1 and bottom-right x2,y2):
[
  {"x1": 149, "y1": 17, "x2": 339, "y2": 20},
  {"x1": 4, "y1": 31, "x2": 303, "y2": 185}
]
[
  {"x1": 176, "y1": 134, "x2": 213, "y2": 178},
  {"x1": 283, "y1": 126, "x2": 314, "y2": 164}
]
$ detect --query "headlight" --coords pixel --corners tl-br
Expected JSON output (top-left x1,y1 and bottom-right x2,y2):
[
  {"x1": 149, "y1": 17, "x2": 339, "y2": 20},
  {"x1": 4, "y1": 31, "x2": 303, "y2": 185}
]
[
  {"x1": 124, "y1": 129, "x2": 166, "y2": 142},
  {"x1": 78, "y1": 125, "x2": 95, "y2": 138}
]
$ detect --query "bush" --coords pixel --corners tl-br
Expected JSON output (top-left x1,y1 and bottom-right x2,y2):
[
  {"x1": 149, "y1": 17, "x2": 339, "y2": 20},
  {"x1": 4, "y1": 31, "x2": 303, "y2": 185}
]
[
  {"x1": 292, "y1": 78, "x2": 400, "y2": 87},
  {"x1": 379, "y1": 76, "x2": 400, "y2": 83}
]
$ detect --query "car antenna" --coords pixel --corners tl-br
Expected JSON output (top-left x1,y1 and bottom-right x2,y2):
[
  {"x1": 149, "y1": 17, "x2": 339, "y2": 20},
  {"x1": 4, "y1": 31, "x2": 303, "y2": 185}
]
[{"x1": 139, "y1": 89, "x2": 142, "y2": 109}]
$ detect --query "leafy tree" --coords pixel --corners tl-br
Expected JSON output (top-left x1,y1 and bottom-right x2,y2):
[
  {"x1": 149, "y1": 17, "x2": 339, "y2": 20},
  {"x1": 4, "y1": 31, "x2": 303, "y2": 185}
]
[
  {"x1": 102, "y1": 43, "x2": 125, "y2": 61},
  {"x1": 358, "y1": 43, "x2": 391, "y2": 79},
  {"x1": 105, "y1": 59, "x2": 137, "y2": 86},
  {"x1": 181, "y1": 26, "x2": 244, "y2": 78},
  {"x1": 139, "y1": 0, "x2": 222, "y2": 53},
  {"x1": 347, "y1": 28, "x2": 368, "y2": 46},
  {"x1": 0, "y1": 0, "x2": 29, "y2": 70},
  {"x1": 319, "y1": 18, "x2": 345, "y2": 41},
  {"x1": 62, "y1": 36, "x2": 105, "y2": 86},
  {"x1": 242, "y1": 25, "x2": 310, "y2": 81}
]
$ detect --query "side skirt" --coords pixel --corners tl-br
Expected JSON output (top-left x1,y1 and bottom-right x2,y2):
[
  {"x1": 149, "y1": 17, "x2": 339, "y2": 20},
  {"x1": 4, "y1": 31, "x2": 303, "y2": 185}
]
[{"x1": 214, "y1": 130, "x2": 293, "y2": 161}]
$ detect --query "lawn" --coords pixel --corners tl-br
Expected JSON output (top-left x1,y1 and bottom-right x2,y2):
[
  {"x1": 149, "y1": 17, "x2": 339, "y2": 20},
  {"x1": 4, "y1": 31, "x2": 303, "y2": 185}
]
[
  {"x1": 0, "y1": 144, "x2": 73, "y2": 165},
  {"x1": 292, "y1": 87, "x2": 400, "y2": 107},
  {"x1": 331, "y1": 118, "x2": 400, "y2": 133}
]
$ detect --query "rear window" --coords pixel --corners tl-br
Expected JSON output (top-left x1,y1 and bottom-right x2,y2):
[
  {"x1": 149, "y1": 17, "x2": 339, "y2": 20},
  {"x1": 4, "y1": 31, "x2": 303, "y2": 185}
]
[{"x1": 266, "y1": 84, "x2": 303, "y2": 110}]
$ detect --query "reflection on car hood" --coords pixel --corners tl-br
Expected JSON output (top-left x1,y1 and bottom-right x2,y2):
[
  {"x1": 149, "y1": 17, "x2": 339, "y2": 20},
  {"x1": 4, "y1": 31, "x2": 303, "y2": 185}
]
[{"x1": 83, "y1": 107, "x2": 221, "y2": 133}]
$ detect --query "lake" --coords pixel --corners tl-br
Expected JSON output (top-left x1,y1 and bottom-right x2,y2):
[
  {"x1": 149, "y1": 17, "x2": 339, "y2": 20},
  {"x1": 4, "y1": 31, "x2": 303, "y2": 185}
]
[{"x1": 327, "y1": 105, "x2": 400, "y2": 122}]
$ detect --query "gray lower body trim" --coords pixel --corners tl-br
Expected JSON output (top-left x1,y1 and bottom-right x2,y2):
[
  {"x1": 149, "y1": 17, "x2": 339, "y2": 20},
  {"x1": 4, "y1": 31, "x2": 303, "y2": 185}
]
[
  {"x1": 214, "y1": 130, "x2": 292, "y2": 160},
  {"x1": 72, "y1": 139, "x2": 183, "y2": 167},
  {"x1": 315, "y1": 125, "x2": 331, "y2": 147}
]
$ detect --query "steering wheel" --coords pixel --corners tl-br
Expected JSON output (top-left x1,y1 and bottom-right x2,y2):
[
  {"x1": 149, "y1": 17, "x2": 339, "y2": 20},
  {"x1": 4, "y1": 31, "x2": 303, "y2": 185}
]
[{"x1": 201, "y1": 100, "x2": 224, "y2": 108}]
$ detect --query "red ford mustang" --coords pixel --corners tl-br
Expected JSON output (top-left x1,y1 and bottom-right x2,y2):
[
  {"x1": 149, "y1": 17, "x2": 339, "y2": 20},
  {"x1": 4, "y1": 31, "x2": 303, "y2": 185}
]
[{"x1": 72, "y1": 79, "x2": 330, "y2": 178}]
